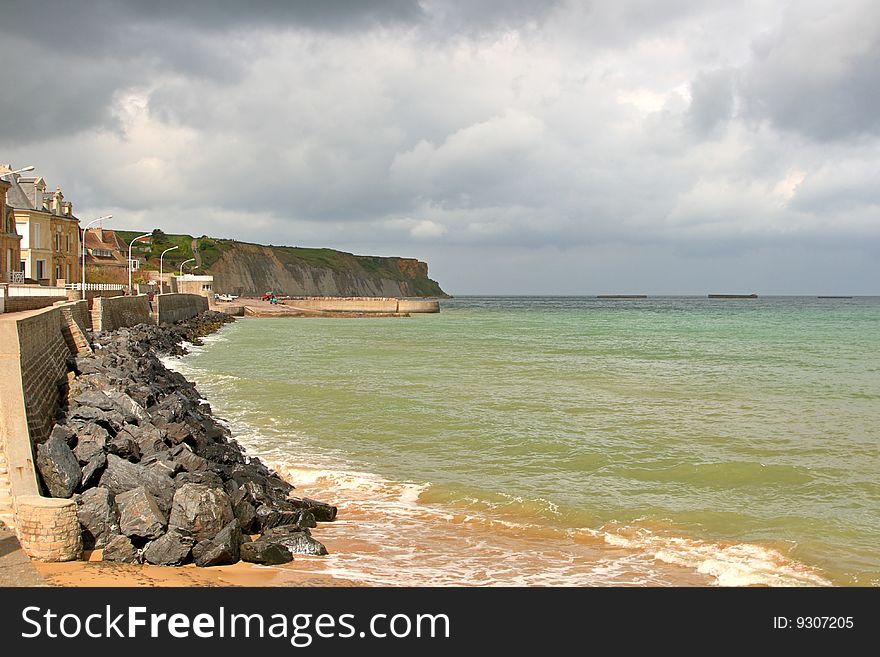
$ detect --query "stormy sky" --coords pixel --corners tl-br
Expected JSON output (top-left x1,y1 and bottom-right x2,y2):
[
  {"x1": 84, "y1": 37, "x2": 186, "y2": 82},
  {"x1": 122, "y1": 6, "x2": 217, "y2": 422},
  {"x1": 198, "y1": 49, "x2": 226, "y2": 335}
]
[{"x1": 1, "y1": 0, "x2": 878, "y2": 294}]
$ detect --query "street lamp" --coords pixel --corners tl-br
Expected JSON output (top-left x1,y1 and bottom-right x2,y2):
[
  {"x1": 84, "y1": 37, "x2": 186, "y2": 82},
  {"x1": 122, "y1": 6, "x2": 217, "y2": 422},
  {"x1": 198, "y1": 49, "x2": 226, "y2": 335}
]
[
  {"x1": 128, "y1": 232, "x2": 151, "y2": 294},
  {"x1": 80, "y1": 215, "x2": 112, "y2": 300},
  {"x1": 179, "y1": 258, "x2": 195, "y2": 276},
  {"x1": 0, "y1": 165, "x2": 35, "y2": 179},
  {"x1": 159, "y1": 245, "x2": 178, "y2": 294}
]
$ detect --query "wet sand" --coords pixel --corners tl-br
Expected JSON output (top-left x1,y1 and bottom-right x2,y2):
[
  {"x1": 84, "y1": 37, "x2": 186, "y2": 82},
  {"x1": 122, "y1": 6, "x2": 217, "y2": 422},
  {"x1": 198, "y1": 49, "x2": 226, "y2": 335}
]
[{"x1": 35, "y1": 540, "x2": 362, "y2": 588}]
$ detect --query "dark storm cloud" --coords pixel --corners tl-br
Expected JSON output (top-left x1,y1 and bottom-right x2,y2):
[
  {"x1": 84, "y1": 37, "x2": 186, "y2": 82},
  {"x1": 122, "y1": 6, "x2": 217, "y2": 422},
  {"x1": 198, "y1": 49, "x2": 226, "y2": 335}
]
[{"x1": 1, "y1": 0, "x2": 878, "y2": 293}]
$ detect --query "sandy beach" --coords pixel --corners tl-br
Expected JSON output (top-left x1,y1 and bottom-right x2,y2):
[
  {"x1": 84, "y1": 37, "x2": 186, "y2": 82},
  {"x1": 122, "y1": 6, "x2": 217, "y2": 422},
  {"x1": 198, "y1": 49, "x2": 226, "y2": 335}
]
[{"x1": 35, "y1": 547, "x2": 359, "y2": 587}]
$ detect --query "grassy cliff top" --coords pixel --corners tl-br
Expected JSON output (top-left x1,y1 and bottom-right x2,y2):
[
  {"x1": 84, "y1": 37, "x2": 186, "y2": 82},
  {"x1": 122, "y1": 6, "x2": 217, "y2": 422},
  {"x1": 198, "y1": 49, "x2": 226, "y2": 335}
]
[{"x1": 115, "y1": 230, "x2": 446, "y2": 295}]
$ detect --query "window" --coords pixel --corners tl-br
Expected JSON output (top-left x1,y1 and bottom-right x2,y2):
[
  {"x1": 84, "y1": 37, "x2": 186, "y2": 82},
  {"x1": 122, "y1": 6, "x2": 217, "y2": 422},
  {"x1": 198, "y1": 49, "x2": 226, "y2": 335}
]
[
  {"x1": 66, "y1": 234, "x2": 71, "y2": 253},
  {"x1": 36, "y1": 259, "x2": 45, "y2": 280},
  {"x1": 66, "y1": 264, "x2": 71, "y2": 281},
  {"x1": 55, "y1": 233, "x2": 60, "y2": 251},
  {"x1": 17, "y1": 222, "x2": 28, "y2": 248},
  {"x1": 34, "y1": 223, "x2": 40, "y2": 249},
  {"x1": 55, "y1": 265, "x2": 61, "y2": 280}
]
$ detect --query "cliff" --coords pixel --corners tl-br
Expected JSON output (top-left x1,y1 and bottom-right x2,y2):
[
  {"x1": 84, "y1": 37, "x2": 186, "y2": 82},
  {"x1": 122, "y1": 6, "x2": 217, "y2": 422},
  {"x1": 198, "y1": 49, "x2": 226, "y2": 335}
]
[
  {"x1": 117, "y1": 231, "x2": 449, "y2": 298},
  {"x1": 208, "y1": 242, "x2": 448, "y2": 297}
]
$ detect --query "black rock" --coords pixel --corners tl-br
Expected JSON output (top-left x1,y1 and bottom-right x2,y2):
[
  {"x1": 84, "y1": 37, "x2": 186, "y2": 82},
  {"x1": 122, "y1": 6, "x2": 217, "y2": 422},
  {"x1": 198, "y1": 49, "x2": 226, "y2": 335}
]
[
  {"x1": 143, "y1": 530, "x2": 195, "y2": 566},
  {"x1": 240, "y1": 540, "x2": 294, "y2": 565},
  {"x1": 262, "y1": 527, "x2": 328, "y2": 556},
  {"x1": 99, "y1": 454, "x2": 175, "y2": 512},
  {"x1": 147, "y1": 459, "x2": 179, "y2": 479},
  {"x1": 168, "y1": 483, "x2": 234, "y2": 542},
  {"x1": 74, "y1": 389, "x2": 120, "y2": 412},
  {"x1": 233, "y1": 497, "x2": 257, "y2": 534},
  {"x1": 106, "y1": 428, "x2": 141, "y2": 462},
  {"x1": 170, "y1": 444, "x2": 209, "y2": 472},
  {"x1": 74, "y1": 356, "x2": 105, "y2": 376},
  {"x1": 75, "y1": 487, "x2": 119, "y2": 549},
  {"x1": 50, "y1": 424, "x2": 77, "y2": 448},
  {"x1": 115, "y1": 486, "x2": 167, "y2": 540},
  {"x1": 36, "y1": 433, "x2": 81, "y2": 498},
  {"x1": 80, "y1": 452, "x2": 107, "y2": 488},
  {"x1": 69, "y1": 405, "x2": 108, "y2": 423},
  {"x1": 128, "y1": 422, "x2": 166, "y2": 456},
  {"x1": 296, "y1": 510, "x2": 317, "y2": 529},
  {"x1": 193, "y1": 520, "x2": 242, "y2": 567},
  {"x1": 102, "y1": 410, "x2": 127, "y2": 433},
  {"x1": 102, "y1": 535, "x2": 141, "y2": 564},
  {"x1": 175, "y1": 471, "x2": 224, "y2": 488},
  {"x1": 72, "y1": 423, "x2": 110, "y2": 464},
  {"x1": 163, "y1": 422, "x2": 193, "y2": 446},
  {"x1": 254, "y1": 504, "x2": 301, "y2": 531},
  {"x1": 289, "y1": 497, "x2": 337, "y2": 522},
  {"x1": 105, "y1": 390, "x2": 151, "y2": 425}
]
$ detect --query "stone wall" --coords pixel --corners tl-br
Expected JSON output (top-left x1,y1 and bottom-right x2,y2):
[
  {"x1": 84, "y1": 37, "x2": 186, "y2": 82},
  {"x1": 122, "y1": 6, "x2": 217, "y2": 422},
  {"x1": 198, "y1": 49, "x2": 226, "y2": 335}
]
[
  {"x1": 3, "y1": 295, "x2": 66, "y2": 313},
  {"x1": 13, "y1": 496, "x2": 82, "y2": 561},
  {"x1": 0, "y1": 305, "x2": 62, "y2": 512},
  {"x1": 58, "y1": 300, "x2": 92, "y2": 356},
  {"x1": 92, "y1": 294, "x2": 151, "y2": 333},
  {"x1": 155, "y1": 293, "x2": 209, "y2": 325},
  {"x1": 16, "y1": 306, "x2": 71, "y2": 446}
]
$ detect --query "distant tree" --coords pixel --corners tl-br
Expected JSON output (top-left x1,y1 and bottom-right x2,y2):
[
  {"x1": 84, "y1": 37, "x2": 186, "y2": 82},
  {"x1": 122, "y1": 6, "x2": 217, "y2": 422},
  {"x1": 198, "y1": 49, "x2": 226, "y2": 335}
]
[{"x1": 151, "y1": 228, "x2": 168, "y2": 243}]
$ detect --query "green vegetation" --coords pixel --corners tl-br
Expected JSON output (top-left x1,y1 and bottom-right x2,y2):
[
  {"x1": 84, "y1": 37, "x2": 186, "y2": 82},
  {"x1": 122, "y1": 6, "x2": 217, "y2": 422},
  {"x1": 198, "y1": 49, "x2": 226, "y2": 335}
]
[
  {"x1": 196, "y1": 236, "x2": 232, "y2": 270},
  {"x1": 116, "y1": 230, "x2": 233, "y2": 272},
  {"x1": 114, "y1": 230, "x2": 446, "y2": 296}
]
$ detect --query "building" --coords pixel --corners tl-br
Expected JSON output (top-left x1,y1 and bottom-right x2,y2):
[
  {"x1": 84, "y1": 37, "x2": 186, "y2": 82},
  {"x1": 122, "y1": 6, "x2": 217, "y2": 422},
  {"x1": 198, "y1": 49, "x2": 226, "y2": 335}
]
[
  {"x1": 171, "y1": 274, "x2": 214, "y2": 297},
  {"x1": 1, "y1": 165, "x2": 80, "y2": 286},
  {"x1": 0, "y1": 176, "x2": 23, "y2": 282},
  {"x1": 82, "y1": 227, "x2": 130, "y2": 273},
  {"x1": 49, "y1": 188, "x2": 80, "y2": 285}
]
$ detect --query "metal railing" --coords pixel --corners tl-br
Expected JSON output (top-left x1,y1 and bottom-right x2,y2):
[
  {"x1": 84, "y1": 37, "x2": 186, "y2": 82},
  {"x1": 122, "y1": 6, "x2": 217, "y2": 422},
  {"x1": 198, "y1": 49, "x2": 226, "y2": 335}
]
[
  {"x1": 6, "y1": 271, "x2": 24, "y2": 283},
  {"x1": 65, "y1": 282, "x2": 126, "y2": 291}
]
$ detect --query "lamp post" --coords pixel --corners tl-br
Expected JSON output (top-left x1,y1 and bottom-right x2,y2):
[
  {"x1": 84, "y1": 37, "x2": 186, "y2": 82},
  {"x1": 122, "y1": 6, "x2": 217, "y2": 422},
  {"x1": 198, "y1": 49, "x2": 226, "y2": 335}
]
[
  {"x1": 80, "y1": 215, "x2": 113, "y2": 300},
  {"x1": 0, "y1": 165, "x2": 35, "y2": 179},
  {"x1": 179, "y1": 258, "x2": 195, "y2": 276},
  {"x1": 159, "y1": 245, "x2": 178, "y2": 295},
  {"x1": 128, "y1": 232, "x2": 151, "y2": 294}
]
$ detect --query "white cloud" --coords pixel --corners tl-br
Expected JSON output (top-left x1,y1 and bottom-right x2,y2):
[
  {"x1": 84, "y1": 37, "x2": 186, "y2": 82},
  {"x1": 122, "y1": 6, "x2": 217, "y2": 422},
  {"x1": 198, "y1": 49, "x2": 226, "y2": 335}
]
[{"x1": 1, "y1": 0, "x2": 878, "y2": 292}]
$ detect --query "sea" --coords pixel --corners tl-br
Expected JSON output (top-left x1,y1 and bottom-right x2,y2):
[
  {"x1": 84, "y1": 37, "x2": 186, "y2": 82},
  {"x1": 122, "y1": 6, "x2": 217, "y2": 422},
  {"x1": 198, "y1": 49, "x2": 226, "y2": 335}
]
[{"x1": 163, "y1": 296, "x2": 880, "y2": 586}]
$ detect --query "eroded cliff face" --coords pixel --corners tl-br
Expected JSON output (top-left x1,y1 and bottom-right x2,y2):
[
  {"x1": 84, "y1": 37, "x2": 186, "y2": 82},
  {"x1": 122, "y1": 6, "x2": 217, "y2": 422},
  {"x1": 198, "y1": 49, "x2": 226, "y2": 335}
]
[{"x1": 207, "y1": 242, "x2": 448, "y2": 297}]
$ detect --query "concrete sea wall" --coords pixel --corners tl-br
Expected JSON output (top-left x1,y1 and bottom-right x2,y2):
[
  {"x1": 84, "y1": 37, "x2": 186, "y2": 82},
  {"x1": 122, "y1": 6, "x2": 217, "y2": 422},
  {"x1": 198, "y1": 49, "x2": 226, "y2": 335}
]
[
  {"x1": 282, "y1": 296, "x2": 440, "y2": 314},
  {"x1": 155, "y1": 293, "x2": 209, "y2": 324},
  {"x1": 91, "y1": 294, "x2": 151, "y2": 333}
]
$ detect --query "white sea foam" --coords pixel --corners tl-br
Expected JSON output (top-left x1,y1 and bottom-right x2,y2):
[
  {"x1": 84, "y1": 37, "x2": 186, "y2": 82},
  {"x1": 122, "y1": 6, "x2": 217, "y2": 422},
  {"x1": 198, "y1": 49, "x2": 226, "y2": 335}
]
[{"x1": 597, "y1": 526, "x2": 831, "y2": 587}]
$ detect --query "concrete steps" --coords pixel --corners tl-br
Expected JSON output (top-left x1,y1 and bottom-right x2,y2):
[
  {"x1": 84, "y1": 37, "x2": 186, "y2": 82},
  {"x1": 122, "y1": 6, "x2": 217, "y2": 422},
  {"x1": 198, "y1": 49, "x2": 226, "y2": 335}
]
[{"x1": 0, "y1": 451, "x2": 14, "y2": 529}]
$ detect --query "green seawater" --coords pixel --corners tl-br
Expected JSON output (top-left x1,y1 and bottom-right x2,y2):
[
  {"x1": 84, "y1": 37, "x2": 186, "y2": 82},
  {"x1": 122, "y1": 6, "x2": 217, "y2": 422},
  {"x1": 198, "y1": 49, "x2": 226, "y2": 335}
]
[{"x1": 173, "y1": 297, "x2": 880, "y2": 585}]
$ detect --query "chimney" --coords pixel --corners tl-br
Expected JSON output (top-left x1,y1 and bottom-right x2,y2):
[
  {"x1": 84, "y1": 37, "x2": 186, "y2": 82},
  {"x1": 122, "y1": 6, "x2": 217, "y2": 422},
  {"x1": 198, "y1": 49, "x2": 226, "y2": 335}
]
[{"x1": 53, "y1": 187, "x2": 63, "y2": 214}]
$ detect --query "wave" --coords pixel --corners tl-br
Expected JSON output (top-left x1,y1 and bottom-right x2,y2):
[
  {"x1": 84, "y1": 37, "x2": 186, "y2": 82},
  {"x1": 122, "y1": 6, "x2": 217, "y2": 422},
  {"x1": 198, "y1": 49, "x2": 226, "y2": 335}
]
[{"x1": 161, "y1": 342, "x2": 832, "y2": 587}]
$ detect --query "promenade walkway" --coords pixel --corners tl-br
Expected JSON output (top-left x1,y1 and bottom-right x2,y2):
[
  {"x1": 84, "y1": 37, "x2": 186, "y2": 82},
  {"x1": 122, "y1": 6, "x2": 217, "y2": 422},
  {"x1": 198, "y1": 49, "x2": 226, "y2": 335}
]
[{"x1": 0, "y1": 522, "x2": 45, "y2": 586}]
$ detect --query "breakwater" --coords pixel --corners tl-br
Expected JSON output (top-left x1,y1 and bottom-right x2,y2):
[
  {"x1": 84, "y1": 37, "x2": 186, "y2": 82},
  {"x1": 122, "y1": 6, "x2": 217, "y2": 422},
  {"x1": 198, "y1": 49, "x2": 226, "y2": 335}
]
[
  {"x1": 0, "y1": 301, "x2": 338, "y2": 568},
  {"x1": 281, "y1": 297, "x2": 440, "y2": 314}
]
